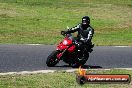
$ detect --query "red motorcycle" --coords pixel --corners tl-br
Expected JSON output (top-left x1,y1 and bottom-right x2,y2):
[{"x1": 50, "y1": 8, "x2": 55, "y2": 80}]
[{"x1": 46, "y1": 31, "x2": 93, "y2": 67}]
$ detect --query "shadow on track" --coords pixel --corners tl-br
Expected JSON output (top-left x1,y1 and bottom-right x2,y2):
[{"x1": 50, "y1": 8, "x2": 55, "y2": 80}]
[
  {"x1": 54, "y1": 65, "x2": 102, "y2": 69},
  {"x1": 82, "y1": 65, "x2": 102, "y2": 69}
]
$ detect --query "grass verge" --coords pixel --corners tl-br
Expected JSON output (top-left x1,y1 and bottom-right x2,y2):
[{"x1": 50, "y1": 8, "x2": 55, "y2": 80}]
[
  {"x1": 0, "y1": 69, "x2": 132, "y2": 88},
  {"x1": 0, "y1": 0, "x2": 132, "y2": 45}
]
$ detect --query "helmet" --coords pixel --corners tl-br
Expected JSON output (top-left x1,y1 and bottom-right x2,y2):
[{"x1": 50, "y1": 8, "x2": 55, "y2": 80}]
[{"x1": 81, "y1": 16, "x2": 90, "y2": 27}]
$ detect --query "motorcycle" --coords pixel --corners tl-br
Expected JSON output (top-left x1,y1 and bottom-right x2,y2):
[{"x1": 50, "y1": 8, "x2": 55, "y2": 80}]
[{"x1": 46, "y1": 30, "x2": 93, "y2": 67}]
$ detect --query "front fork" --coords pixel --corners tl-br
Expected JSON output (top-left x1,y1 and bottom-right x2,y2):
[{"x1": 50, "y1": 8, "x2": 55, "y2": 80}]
[
  {"x1": 56, "y1": 45, "x2": 73, "y2": 60},
  {"x1": 56, "y1": 49, "x2": 66, "y2": 60}
]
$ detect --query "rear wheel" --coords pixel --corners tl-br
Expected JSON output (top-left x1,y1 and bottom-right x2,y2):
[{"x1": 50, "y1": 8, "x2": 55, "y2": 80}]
[
  {"x1": 71, "y1": 49, "x2": 89, "y2": 68},
  {"x1": 46, "y1": 51, "x2": 60, "y2": 67}
]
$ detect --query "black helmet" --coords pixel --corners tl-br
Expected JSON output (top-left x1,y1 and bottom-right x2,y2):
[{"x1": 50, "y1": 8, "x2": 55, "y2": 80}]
[{"x1": 82, "y1": 16, "x2": 90, "y2": 27}]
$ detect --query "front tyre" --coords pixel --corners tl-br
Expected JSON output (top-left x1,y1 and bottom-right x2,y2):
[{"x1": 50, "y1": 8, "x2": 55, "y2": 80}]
[{"x1": 46, "y1": 50, "x2": 59, "y2": 67}]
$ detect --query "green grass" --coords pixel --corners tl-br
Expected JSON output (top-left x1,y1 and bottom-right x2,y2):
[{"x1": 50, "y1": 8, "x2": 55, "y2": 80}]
[
  {"x1": 0, "y1": 69, "x2": 132, "y2": 88},
  {"x1": 0, "y1": 0, "x2": 132, "y2": 45}
]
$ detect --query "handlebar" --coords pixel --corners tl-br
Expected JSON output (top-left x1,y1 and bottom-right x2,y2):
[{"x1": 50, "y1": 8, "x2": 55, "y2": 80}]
[{"x1": 61, "y1": 31, "x2": 78, "y2": 44}]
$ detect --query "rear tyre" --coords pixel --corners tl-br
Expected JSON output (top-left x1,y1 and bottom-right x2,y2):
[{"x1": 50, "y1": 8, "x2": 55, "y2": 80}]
[
  {"x1": 71, "y1": 52, "x2": 89, "y2": 68},
  {"x1": 46, "y1": 51, "x2": 59, "y2": 67}
]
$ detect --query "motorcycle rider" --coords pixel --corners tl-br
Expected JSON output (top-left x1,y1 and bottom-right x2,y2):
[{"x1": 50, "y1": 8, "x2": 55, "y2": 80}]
[{"x1": 62, "y1": 16, "x2": 94, "y2": 52}]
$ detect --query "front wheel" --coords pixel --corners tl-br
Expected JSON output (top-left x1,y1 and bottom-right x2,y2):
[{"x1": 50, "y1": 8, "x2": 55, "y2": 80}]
[{"x1": 46, "y1": 50, "x2": 60, "y2": 67}]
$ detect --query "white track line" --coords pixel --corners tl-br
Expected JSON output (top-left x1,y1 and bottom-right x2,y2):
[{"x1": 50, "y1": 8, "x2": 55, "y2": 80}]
[
  {"x1": 1, "y1": 68, "x2": 132, "y2": 75},
  {"x1": 0, "y1": 70, "x2": 56, "y2": 75},
  {"x1": 0, "y1": 69, "x2": 78, "y2": 75},
  {"x1": 114, "y1": 46, "x2": 131, "y2": 47},
  {"x1": 26, "y1": 44, "x2": 42, "y2": 45}
]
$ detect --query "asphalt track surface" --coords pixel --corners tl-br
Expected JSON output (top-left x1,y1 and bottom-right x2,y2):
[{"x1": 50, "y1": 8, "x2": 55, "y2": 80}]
[{"x1": 0, "y1": 45, "x2": 132, "y2": 73}]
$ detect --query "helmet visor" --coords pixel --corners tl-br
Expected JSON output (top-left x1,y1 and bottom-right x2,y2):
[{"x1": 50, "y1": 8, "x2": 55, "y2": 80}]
[{"x1": 82, "y1": 20, "x2": 89, "y2": 25}]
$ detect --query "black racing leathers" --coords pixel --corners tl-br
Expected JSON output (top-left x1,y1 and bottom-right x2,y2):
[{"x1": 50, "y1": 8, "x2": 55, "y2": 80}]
[{"x1": 66, "y1": 24, "x2": 94, "y2": 45}]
